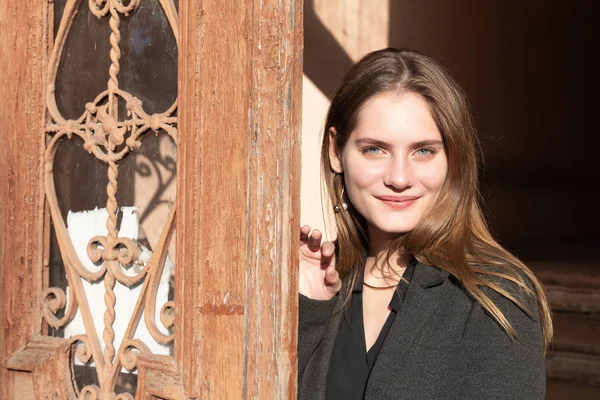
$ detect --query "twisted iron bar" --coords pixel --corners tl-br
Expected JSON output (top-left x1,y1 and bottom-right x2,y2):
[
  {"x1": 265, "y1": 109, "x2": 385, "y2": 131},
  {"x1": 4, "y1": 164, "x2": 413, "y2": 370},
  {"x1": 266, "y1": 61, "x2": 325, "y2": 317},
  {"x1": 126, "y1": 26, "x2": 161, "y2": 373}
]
[{"x1": 102, "y1": 158, "x2": 119, "y2": 367}]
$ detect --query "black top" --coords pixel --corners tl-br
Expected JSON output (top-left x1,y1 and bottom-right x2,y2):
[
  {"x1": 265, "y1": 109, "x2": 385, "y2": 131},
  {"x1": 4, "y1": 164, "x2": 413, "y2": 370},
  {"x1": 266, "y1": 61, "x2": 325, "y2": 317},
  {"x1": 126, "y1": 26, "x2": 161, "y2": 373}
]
[{"x1": 325, "y1": 259, "x2": 416, "y2": 400}]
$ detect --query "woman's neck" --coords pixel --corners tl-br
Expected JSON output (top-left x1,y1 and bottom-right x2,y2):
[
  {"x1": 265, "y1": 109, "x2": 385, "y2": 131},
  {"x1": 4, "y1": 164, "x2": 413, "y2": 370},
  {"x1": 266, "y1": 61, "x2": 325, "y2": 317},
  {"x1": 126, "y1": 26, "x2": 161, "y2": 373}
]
[
  {"x1": 366, "y1": 225, "x2": 412, "y2": 278},
  {"x1": 367, "y1": 225, "x2": 396, "y2": 256}
]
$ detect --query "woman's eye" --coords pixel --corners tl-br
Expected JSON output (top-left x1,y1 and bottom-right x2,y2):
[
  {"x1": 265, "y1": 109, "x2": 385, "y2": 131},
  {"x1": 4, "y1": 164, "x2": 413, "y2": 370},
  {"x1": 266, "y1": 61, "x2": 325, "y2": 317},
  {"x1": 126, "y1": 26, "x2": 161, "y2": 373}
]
[
  {"x1": 415, "y1": 147, "x2": 435, "y2": 157},
  {"x1": 362, "y1": 146, "x2": 381, "y2": 155}
]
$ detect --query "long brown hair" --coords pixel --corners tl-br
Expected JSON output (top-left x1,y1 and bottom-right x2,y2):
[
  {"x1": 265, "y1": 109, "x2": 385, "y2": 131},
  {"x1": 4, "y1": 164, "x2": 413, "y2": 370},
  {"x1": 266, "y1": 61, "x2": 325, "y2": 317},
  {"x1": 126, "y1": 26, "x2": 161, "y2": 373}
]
[{"x1": 321, "y1": 48, "x2": 553, "y2": 349}]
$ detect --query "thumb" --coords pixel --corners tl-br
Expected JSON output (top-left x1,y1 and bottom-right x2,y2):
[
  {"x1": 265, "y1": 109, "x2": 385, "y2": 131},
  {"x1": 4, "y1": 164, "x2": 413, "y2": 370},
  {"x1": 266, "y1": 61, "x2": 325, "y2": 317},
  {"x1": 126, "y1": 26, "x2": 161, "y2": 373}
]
[{"x1": 325, "y1": 265, "x2": 341, "y2": 290}]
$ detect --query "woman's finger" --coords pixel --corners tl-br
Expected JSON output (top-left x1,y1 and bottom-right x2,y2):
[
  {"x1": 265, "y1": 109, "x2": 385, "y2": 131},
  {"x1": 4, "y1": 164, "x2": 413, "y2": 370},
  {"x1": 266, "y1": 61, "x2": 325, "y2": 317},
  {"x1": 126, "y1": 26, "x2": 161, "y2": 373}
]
[
  {"x1": 320, "y1": 241, "x2": 335, "y2": 261},
  {"x1": 325, "y1": 265, "x2": 341, "y2": 288},
  {"x1": 300, "y1": 225, "x2": 310, "y2": 243},
  {"x1": 307, "y1": 229, "x2": 322, "y2": 251}
]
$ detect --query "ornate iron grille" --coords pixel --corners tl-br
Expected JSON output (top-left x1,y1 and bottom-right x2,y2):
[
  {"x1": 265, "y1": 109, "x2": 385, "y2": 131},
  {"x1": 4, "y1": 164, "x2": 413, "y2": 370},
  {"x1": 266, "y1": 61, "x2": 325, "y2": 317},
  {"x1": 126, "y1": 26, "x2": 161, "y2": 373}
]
[{"x1": 42, "y1": 1, "x2": 178, "y2": 398}]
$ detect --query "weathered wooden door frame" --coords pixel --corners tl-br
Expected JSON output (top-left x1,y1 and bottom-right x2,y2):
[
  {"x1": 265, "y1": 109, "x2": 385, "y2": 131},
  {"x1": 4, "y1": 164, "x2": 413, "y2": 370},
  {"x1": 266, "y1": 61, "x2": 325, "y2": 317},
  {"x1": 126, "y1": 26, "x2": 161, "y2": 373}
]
[{"x1": 0, "y1": 0, "x2": 302, "y2": 398}]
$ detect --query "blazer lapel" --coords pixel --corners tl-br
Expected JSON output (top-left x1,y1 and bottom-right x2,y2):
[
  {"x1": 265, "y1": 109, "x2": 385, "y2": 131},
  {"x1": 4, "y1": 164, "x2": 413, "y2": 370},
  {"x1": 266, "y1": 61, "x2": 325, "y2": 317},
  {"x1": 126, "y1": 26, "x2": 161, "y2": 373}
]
[{"x1": 365, "y1": 262, "x2": 449, "y2": 397}]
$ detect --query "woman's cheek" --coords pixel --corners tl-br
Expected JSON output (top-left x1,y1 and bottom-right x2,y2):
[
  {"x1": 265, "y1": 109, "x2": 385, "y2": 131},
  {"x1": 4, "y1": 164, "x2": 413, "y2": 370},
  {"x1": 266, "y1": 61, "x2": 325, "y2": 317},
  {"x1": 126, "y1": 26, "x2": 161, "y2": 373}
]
[
  {"x1": 418, "y1": 161, "x2": 448, "y2": 189},
  {"x1": 347, "y1": 163, "x2": 386, "y2": 188}
]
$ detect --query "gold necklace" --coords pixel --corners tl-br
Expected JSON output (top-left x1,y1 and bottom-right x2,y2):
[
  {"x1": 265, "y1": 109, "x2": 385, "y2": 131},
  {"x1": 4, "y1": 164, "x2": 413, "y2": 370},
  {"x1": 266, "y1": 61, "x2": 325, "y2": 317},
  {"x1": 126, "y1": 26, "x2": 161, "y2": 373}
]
[
  {"x1": 363, "y1": 281, "x2": 398, "y2": 290},
  {"x1": 363, "y1": 276, "x2": 409, "y2": 290}
]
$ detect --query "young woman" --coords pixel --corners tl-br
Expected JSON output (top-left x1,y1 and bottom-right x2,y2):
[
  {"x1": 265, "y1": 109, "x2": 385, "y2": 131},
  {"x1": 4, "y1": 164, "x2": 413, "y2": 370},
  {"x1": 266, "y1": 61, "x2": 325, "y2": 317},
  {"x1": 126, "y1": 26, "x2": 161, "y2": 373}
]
[{"x1": 298, "y1": 48, "x2": 552, "y2": 399}]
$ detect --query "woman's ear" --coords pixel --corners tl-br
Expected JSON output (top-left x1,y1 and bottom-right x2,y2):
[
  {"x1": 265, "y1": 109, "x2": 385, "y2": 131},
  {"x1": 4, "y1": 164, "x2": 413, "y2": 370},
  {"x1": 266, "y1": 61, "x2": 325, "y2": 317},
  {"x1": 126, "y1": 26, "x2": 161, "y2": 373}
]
[{"x1": 328, "y1": 127, "x2": 344, "y2": 173}]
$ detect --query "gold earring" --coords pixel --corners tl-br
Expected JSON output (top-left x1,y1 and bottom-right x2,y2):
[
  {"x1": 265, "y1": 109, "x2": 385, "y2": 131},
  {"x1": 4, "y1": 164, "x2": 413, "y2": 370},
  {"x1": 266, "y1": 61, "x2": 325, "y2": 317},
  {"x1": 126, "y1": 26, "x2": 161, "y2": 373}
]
[{"x1": 333, "y1": 187, "x2": 348, "y2": 213}]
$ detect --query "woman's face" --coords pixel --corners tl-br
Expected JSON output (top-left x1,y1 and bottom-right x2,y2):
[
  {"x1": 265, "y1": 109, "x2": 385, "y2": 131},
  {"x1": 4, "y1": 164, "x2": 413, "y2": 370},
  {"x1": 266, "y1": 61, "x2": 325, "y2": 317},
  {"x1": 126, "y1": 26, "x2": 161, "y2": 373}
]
[{"x1": 330, "y1": 91, "x2": 448, "y2": 242}]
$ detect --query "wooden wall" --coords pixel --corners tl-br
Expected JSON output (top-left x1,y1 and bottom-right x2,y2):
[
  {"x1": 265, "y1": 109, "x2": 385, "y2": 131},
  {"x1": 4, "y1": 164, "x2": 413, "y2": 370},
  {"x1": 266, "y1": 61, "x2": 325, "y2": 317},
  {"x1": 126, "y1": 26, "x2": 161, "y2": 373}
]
[{"x1": 0, "y1": 1, "x2": 48, "y2": 398}]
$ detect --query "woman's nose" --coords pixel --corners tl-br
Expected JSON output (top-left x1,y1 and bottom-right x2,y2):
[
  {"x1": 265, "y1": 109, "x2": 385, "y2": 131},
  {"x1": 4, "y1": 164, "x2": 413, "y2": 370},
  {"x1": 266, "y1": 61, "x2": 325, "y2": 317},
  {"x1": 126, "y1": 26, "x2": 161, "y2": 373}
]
[{"x1": 383, "y1": 157, "x2": 413, "y2": 189}]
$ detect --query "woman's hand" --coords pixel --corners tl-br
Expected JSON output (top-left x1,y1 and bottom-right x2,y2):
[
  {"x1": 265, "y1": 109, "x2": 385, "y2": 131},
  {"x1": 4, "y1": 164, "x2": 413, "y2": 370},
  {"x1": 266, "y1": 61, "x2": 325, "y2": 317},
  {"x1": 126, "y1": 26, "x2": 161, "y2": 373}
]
[{"x1": 299, "y1": 225, "x2": 342, "y2": 300}]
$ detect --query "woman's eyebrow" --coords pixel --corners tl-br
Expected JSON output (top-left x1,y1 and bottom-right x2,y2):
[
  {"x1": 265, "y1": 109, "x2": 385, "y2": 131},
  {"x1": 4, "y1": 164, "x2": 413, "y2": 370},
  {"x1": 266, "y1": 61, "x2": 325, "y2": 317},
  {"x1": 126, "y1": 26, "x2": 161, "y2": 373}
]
[
  {"x1": 354, "y1": 138, "x2": 389, "y2": 147},
  {"x1": 355, "y1": 138, "x2": 444, "y2": 148},
  {"x1": 411, "y1": 139, "x2": 444, "y2": 148}
]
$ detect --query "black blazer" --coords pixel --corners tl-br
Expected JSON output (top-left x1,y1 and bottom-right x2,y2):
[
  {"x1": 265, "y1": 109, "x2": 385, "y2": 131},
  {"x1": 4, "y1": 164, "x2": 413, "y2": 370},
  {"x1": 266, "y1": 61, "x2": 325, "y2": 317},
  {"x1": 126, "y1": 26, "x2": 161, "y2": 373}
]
[{"x1": 298, "y1": 262, "x2": 545, "y2": 399}]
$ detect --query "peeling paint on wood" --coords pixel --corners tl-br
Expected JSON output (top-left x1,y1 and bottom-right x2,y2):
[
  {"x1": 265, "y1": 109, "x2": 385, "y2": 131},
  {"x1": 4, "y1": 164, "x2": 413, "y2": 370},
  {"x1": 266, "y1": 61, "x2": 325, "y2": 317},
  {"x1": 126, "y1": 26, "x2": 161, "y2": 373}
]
[
  {"x1": 177, "y1": 0, "x2": 302, "y2": 398},
  {"x1": 0, "y1": 0, "x2": 49, "y2": 397}
]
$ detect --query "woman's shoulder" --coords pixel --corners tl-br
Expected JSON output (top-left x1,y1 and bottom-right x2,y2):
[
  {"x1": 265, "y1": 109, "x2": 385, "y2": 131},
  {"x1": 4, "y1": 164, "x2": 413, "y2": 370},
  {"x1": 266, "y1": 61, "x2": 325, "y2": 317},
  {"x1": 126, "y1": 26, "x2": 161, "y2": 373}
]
[
  {"x1": 472, "y1": 264, "x2": 539, "y2": 311},
  {"x1": 460, "y1": 264, "x2": 543, "y2": 346},
  {"x1": 439, "y1": 265, "x2": 546, "y2": 396}
]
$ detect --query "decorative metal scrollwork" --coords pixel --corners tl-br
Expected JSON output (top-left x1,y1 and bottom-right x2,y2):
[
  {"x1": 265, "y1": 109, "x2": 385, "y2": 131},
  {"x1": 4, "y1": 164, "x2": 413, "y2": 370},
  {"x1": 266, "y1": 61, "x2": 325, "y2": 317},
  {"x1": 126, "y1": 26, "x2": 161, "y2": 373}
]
[{"x1": 44, "y1": 0, "x2": 178, "y2": 398}]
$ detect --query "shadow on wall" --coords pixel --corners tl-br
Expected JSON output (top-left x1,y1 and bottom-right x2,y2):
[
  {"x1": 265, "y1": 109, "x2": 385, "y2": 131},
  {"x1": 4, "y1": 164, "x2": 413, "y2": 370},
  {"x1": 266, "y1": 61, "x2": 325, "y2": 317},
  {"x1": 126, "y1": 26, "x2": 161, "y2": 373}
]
[{"x1": 304, "y1": 0, "x2": 354, "y2": 99}]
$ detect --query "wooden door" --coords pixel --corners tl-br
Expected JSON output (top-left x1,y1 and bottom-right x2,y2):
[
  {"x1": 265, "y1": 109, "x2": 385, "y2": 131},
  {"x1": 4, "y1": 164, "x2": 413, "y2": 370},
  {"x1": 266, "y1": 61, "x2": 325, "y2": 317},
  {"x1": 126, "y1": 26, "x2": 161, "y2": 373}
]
[{"x1": 0, "y1": 0, "x2": 302, "y2": 398}]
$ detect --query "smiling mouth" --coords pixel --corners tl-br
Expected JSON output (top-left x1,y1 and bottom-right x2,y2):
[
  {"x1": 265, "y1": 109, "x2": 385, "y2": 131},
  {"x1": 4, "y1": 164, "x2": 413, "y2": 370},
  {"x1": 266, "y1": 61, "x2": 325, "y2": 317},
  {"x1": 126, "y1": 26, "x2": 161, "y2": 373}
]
[{"x1": 375, "y1": 196, "x2": 420, "y2": 209}]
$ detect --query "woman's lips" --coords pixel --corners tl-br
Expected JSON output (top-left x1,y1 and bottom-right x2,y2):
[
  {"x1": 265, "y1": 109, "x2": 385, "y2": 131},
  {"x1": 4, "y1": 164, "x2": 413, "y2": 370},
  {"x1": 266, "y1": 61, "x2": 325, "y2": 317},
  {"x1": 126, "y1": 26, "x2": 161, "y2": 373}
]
[{"x1": 375, "y1": 195, "x2": 420, "y2": 209}]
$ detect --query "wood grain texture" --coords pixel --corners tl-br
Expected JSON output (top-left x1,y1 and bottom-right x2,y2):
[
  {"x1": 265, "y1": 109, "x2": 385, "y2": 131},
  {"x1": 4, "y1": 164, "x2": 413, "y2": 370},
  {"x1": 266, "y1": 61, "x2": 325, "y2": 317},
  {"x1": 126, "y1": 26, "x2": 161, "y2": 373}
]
[
  {"x1": 30, "y1": 337, "x2": 77, "y2": 399},
  {"x1": 244, "y1": 1, "x2": 303, "y2": 399},
  {"x1": 177, "y1": 0, "x2": 302, "y2": 397},
  {"x1": 137, "y1": 353, "x2": 185, "y2": 399},
  {"x1": 0, "y1": 0, "x2": 49, "y2": 398},
  {"x1": 5, "y1": 335, "x2": 67, "y2": 372},
  {"x1": 14, "y1": 372, "x2": 36, "y2": 400},
  {"x1": 4, "y1": 335, "x2": 76, "y2": 399}
]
